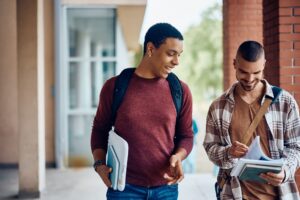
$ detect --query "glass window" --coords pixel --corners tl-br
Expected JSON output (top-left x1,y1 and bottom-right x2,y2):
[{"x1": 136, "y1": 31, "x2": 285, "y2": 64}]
[
  {"x1": 67, "y1": 8, "x2": 117, "y2": 109},
  {"x1": 65, "y1": 7, "x2": 117, "y2": 167},
  {"x1": 91, "y1": 61, "x2": 116, "y2": 107},
  {"x1": 67, "y1": 8, "x2": 116, "y2": 58}
]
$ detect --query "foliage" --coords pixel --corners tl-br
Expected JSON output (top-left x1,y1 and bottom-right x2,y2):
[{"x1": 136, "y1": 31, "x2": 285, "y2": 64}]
[
  {"x1": 174, "y1": 3, "x2": 223, "y2": 102},
  {"x1": 133, "y1": 45, "x2": 143, "y2": 67}
]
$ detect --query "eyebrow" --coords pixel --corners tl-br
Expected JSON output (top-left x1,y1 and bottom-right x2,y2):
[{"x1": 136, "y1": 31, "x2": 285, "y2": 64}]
[
  {"x1": 238, "y1": 68, "x2": 261, "y2": 74},
  {"x1": 168, "y1": 49, "x2": 183, "y2": 54}
]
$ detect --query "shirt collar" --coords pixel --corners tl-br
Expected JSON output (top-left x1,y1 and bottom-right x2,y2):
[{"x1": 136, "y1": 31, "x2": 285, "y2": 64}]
[{"x1": 224, "y1": 79, "x2": 274, "y2": 103}]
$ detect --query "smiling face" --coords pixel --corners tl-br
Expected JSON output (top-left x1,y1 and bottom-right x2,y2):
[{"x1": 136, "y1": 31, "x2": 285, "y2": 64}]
[
  {"x1": 147, "y1": 38, "x2": 183, "y2": 78},
  {"x1": 234, "y1": 54, "x2": 266, "y2": 92}
]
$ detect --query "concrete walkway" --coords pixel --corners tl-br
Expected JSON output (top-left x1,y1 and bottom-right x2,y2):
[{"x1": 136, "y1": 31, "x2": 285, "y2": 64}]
[{"x1": 0, "y1": 168, "x2": 216, "y2": 200}]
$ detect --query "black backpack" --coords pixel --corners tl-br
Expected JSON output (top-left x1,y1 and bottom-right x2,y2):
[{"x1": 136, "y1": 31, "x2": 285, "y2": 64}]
[{"x1": 111, "y1": 68, "x2": 183, "y2": 125}]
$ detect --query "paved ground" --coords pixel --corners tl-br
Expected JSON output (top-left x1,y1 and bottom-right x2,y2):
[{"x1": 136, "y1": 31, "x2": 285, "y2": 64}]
[{"x1": 0, "y1": 168, "x2": 216, "y2": 200}]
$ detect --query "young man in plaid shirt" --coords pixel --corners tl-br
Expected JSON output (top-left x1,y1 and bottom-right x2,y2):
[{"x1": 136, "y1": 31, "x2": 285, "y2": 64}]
[{"x1": 204, "y1": 40, "x2": 300, "y2": 200}]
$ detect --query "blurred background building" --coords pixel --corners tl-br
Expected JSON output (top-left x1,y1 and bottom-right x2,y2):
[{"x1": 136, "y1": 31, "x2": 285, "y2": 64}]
[
  {"x1": 0, "y1": 0, "x2": 146, "y2": 197},
  {"x1": 0, "y1": 0, "x2": 300, "y2": 198}
]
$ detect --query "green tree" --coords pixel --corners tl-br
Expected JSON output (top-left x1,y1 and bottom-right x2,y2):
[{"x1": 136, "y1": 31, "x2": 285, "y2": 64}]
[{"x1": 174, "y1": 3, "x2": 223, "y2": 102}]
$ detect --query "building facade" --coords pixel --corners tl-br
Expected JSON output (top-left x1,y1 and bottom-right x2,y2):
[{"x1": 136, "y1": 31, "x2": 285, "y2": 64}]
[{"x1": 0, "y1": 0, "x2": 146, "y2": 197}]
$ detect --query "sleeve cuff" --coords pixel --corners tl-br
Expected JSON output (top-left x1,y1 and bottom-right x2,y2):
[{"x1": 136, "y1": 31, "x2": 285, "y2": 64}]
[{"x1": 225, "y1": 145, "x2": 234, "y2": 161}]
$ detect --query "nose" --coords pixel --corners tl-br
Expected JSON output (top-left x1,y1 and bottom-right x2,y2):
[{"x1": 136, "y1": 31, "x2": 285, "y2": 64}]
[
  {"x1": 246, "y1": 74, "x2": 254, "y2": 82},
  {"x1": 172, "y1": 55, "x2": 179, "y2": 65}
]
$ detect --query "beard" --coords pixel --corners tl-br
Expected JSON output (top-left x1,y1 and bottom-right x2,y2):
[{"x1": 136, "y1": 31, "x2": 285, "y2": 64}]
[{"x1": 239, "y1": 80, "x2": 260, "y2": 91}]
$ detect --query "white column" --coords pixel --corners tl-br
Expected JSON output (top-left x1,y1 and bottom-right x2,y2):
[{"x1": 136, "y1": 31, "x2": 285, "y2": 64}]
[
  {"x1": 77, "y1": 31, "x2": 91, "y2": 109},
  {"x1": 95, "y1": 43, "x2": 103, "y2": 97},
  {"x1": 17, "y1": 0, "x2": 45, "y2": 198}
]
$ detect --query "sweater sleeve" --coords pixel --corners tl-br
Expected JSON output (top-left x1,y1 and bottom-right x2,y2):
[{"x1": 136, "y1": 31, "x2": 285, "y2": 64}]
[
  {"x1": 174, "y1": 81, "x2": 194, "y2": 156},
  {"x1": 90, "y1": 77, "x2": 116, "y2": 152}
]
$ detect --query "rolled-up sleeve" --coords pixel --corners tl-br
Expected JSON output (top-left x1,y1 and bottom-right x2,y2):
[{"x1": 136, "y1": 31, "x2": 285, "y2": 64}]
[{"x1": 203, "y1": 103, "x2": 236, "y2": 168}]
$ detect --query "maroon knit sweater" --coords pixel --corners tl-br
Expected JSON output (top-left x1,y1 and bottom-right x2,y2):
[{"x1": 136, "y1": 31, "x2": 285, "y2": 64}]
[{"x1": 91, "y1": 73, "x2": 193, "y2": 187}]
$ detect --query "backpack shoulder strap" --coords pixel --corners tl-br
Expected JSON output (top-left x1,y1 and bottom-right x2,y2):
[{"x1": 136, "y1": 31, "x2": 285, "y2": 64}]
[
  {"x1": 271, "y1": 86, "x2": 282, "y2": 104},
  {"x1": 166, "y1": 72, "x2": 183, "y2": 117},
  {"x1": 111, "y1": 68, "x2": 135, "y2": 125},
  {"x1": 111, "y1": 69, "x2": 183, "y2": 125}
]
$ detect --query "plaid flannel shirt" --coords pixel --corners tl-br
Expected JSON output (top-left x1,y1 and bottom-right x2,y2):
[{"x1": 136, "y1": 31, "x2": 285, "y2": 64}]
[{"x1": 203, "y1": 80, "x2": 300, "y2": 200}]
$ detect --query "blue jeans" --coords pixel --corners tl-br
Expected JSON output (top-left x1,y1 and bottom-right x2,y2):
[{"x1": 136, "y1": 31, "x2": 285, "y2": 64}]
[{"x1": 106, "y1": 183, "x2": 178, "y2": 200}]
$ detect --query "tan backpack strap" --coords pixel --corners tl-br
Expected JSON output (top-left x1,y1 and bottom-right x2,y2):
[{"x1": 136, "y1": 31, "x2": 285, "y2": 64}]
[{"x1": 241, "y1": 98, "x2": 273, "y2": 145}]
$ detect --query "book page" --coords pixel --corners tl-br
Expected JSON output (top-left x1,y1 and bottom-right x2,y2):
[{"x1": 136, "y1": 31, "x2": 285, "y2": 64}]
[
  {"x1": 230, "y1": 136, "x2": 284, "y2": 177},
  {"x1": 243, "y1": 136, "x2": 272, "y2": 161}
]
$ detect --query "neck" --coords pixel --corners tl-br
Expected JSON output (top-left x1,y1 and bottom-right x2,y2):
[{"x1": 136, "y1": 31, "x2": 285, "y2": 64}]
[{"x1": 135, "y1": 58, "x2": 155, "y2": 79}]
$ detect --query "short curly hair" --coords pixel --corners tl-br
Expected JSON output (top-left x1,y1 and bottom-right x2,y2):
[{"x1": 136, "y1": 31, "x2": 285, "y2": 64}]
[{"x1": 143, "y1": 23, "x2": 183, "y2": 55}]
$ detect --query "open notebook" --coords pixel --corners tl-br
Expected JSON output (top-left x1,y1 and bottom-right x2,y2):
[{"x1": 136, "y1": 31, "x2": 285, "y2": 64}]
[
  {"x1": 107, "y1": 128, "x2": 129, "y2": 191},
  {"x1": 230, "y1": 136, "x2": 283, "y2": 183}
]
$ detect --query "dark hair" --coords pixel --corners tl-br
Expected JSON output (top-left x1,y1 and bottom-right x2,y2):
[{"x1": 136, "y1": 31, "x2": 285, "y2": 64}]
[
  {"x1": 143, "y1": 23, "x2": 183, "y2": 55},
  {"x1": 237, "y1": 40, "x2": 264, "y2": 62}
]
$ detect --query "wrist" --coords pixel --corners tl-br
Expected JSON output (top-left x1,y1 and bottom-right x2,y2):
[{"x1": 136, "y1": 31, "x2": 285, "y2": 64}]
[
  {"x1": 93, "y1": 159, "x2": 105, "y2": 171},
  {"x1": 226, "y1": 146, "x2": 233, "y2": 159},
  {"x1": 173, "y1": 148, "x2": 187, "y2": 161},
  {"x1": 172, "y1": 153, "x2": 185, "y2": 162}
]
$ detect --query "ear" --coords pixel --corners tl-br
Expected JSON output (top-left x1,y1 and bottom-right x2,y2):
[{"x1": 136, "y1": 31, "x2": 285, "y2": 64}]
[
  {"x1": 233, "y1": 59, "x2": 237, "y2": 69},
  {"x1": 147, "y1": 42, "x2": 154, "y2": 52},
  {"x1": 146, "y1": 42, "x2": 154, "y2": 57}
]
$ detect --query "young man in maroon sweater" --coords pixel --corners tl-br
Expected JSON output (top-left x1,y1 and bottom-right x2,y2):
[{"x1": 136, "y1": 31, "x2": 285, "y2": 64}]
[{"x1": 91, "y1": 23, "x2": 193, "y2": 200}]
